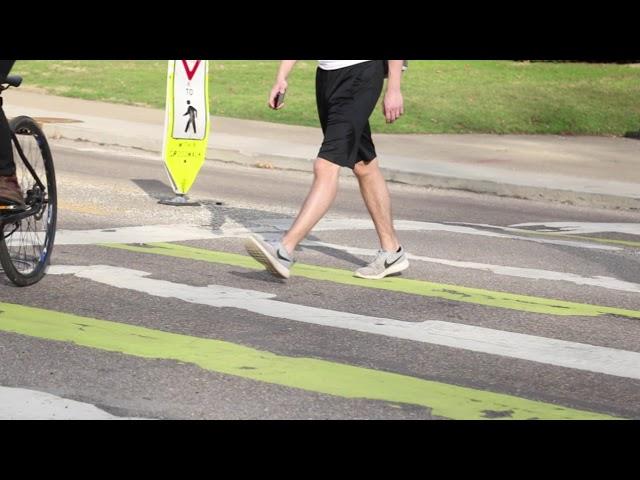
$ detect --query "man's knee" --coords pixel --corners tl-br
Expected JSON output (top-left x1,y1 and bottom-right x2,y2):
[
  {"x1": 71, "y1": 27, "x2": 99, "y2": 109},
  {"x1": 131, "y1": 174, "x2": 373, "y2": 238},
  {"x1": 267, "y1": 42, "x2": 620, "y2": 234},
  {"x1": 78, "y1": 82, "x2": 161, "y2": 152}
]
[
  {"x1": 314, "y1": 157, "x2": 340, "y2": 178},
  {"x1": 353, "y1": 159, "x2": 378, "y2": 178}
]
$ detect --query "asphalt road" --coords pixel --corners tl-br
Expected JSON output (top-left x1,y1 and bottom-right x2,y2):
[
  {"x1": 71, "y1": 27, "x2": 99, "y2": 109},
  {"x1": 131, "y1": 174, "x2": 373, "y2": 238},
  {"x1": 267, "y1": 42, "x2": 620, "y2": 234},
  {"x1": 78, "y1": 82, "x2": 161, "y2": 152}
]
[{"x1": 1, "y1": 141, "x2": 639, "y2": 419}]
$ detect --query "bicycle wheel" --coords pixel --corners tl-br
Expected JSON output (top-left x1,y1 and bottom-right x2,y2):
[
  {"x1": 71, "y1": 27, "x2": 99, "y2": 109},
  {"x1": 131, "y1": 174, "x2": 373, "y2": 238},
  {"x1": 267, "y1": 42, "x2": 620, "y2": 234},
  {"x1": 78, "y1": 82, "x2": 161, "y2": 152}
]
[{"x1": 0, "y1": 116, "x2": 57, "y2": 286}]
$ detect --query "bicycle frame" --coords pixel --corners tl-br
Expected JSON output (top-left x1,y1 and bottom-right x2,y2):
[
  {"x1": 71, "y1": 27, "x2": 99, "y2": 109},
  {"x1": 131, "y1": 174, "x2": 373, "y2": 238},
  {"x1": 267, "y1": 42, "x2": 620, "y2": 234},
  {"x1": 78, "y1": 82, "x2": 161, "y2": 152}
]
[{"x1": 0, "y1": 132, "x2": 47, "y2": 227}]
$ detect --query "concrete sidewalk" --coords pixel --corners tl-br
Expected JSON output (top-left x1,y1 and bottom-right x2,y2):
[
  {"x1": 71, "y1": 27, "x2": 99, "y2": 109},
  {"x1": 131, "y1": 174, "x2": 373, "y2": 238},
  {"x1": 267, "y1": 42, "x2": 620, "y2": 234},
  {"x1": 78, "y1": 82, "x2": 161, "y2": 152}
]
[{"x1": 4, "y1": 89, "x2": 640, "y2": 210}]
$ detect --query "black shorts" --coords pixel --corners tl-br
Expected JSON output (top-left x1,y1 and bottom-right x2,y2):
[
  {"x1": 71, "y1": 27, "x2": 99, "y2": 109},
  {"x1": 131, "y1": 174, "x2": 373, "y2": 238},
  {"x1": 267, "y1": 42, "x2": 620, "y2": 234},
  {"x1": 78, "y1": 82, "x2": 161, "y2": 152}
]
[{"x1": 316, "y1": 60, "x2": 384, "y2": 170}]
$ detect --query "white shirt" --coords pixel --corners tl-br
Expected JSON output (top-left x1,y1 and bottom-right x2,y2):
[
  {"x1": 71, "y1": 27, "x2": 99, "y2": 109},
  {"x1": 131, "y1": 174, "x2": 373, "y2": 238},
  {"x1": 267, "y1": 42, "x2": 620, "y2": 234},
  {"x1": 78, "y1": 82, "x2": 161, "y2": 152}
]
[{"x1": 317, "y1": 60, "x2": 371, "y2": 71}]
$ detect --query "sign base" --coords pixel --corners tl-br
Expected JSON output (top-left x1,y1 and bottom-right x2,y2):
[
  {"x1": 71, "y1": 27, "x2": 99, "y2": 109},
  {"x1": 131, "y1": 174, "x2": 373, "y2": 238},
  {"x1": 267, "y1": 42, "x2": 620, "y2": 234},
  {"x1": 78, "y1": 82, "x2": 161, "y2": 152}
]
[{"x1": 158, "y1": 194, "x2": 200, "y2": 207}]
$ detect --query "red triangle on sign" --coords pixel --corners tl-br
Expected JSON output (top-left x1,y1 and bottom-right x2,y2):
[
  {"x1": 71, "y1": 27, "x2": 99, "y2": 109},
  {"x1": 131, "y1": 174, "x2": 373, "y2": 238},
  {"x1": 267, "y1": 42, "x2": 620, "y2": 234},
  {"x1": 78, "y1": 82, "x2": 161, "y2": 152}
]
[{"x1": 181, "y1": 60, "x2": 202, "y2": 81}]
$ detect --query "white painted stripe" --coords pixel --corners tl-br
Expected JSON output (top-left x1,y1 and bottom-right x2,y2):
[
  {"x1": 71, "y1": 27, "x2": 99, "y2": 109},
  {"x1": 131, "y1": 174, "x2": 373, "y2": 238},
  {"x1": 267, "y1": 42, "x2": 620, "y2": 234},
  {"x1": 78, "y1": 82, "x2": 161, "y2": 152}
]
[
  {"x1": 301, "y1": 239, "x2": 640, "y2": 294},
  {"x1": 54, "y1": 224, "x2": 224, "y2": 245},
  {"x1": 509, "y1": 222, "x2": 640, "y2": 236},
  {"x1": 253, "y1": 218, "x2": 620, "y2": 250},
  {"x1": 52, "y1": 219, "x2": 619, "y2": 251},
  {"x1": 453, "y1": 222, "x2": 640, "y2": 239},
  {"x1": 0, "y1": 386, "x2": 145, "y2": 420},
  {"x1": 49, "y1": 265, "x2": 640, "y2": 380}
]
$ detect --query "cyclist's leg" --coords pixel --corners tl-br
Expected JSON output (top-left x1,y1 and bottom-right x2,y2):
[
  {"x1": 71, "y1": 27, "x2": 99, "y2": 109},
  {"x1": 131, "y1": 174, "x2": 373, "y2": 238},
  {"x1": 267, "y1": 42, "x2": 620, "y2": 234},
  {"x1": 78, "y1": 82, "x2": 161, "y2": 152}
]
[
  {"x1": 0, "y1": 60, "x2": 15, "y2": 176},
  {"x1": 0, "y1": 60, "x2": 23, "y2": 206},
  {"x1": 0, "y1": 60, "x2": 14, "y2": 83},
  {"x1": 0, "y1": 104, "x2": 14, "y2": 177},
  {"x1": 0, "y1": 100, "x2": 24, "y2": 206}
]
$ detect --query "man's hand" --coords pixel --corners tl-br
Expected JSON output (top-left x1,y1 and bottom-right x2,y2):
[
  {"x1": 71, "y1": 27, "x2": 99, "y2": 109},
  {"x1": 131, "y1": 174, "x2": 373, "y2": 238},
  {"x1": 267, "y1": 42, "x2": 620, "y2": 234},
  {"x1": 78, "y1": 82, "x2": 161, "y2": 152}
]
[
  {"x1": 382, "y1": 60, "x2": 405, "y2": 123},
  {"x1": 383, "y1": 88, "x2": 403, "y2": 123},
  {"x1": 268, "y1": 61, "x2": 297, "y2": 110}
]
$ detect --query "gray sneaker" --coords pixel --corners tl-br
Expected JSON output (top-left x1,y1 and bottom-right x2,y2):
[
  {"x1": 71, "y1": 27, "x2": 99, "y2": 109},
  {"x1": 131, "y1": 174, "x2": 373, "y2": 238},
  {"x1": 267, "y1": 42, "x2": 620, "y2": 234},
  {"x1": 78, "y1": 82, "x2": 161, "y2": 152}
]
[
  {"x1": 355, "y1": 246, "x2": 409, "y2": 280},
  {"x1": 244, "y1": 235, "x2": 295, "y2": 279}
]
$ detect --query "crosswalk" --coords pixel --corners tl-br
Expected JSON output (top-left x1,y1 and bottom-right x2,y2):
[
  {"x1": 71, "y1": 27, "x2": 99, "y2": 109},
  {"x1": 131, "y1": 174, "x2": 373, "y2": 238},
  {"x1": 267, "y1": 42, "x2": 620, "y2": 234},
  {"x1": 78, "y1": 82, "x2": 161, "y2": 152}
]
[{"x1": 1, "y1": 218, "x2": 639, "y2": 419}]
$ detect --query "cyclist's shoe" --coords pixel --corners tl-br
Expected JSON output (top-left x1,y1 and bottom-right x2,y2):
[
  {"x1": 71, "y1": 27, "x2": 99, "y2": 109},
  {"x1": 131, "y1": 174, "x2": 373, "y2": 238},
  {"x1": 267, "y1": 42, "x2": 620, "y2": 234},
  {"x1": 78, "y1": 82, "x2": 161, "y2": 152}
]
[
  {"x1": 355, "y1": 246, "x2": 409, "y2": 280},
  {"x1": 244, "y1": 235, "x2": 295, "y2": 279},
  {"x1": 0, "y1": 174, "x2": 25, "y2": 211}
]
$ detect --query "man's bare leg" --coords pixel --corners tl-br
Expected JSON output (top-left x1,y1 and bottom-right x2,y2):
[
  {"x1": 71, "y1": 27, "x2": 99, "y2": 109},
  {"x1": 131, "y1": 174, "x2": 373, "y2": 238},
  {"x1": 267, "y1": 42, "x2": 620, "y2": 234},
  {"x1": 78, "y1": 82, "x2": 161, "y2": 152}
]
[
  {"x1": 352, "y1": 158, "x2": 409, "y2": 279},
  {"x1": 353, "y1": 158, "x2": 400, "y2": 252},
  {"x1": 280, "y1": 157, "x2": 341, "y2": 255}
]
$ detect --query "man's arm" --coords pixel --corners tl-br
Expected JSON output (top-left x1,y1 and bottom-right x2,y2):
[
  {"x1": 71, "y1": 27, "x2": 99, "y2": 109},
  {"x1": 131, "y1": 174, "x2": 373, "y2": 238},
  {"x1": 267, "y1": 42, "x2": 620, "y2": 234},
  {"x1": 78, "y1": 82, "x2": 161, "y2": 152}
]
[
  {"x1": 383, "y1": 60, "x2": 404, "y2": 123},
  {"x1": 269, "y1": 60, "x2": 297, "y2": 109}
]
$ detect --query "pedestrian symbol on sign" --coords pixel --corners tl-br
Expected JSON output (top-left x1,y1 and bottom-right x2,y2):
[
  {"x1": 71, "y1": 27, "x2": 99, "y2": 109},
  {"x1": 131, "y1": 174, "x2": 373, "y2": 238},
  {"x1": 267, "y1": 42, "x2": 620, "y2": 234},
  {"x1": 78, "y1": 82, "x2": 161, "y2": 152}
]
[{"x1": 184, "y1": 100, "x2": 198, "y2": 134}]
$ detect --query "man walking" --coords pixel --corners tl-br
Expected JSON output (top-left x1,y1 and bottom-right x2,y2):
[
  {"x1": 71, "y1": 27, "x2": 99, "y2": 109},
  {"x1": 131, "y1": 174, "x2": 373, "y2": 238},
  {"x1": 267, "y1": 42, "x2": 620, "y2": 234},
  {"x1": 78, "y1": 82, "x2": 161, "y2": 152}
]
[{"x1": 245, "y1": 60, "x2": 408, "y2": 280}]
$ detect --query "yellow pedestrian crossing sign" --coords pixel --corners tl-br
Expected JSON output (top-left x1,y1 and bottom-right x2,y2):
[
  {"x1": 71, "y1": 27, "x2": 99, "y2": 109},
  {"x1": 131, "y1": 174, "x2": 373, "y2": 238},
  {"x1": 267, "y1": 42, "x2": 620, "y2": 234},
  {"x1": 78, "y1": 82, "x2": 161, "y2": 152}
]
[{"x1": 161, "y1": 60, "x2": 210, "y2": 196}]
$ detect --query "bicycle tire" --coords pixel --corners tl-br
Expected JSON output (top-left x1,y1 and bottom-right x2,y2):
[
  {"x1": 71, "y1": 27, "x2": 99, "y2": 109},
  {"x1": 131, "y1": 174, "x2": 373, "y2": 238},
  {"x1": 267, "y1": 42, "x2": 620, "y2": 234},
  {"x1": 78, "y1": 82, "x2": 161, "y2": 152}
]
[{"x1": 0, "y1": 116, "x2": 57, "y2": 286}]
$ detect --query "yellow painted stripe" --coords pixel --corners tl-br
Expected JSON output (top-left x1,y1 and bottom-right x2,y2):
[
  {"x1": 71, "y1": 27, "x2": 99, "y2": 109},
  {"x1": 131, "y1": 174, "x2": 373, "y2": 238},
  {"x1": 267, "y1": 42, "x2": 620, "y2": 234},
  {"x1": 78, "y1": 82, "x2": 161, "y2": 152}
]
[{"x1": 0, "y1": 302, "x2": 617, "y2": 420}]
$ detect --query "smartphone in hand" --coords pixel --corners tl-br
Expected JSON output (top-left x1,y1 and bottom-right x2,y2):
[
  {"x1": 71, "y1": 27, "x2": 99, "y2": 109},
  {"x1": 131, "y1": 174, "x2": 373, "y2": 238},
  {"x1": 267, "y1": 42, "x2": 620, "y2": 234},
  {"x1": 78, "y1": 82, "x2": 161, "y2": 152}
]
[{"x1": 274, "y1": 91, "x2": 286, "y2": 109}]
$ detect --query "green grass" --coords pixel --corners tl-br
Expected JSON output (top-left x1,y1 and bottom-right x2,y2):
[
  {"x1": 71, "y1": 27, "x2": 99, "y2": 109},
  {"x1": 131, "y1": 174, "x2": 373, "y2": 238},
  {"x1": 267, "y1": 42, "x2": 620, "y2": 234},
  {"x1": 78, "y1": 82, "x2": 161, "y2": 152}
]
[{"x1": 13, "y1": 60, "x2": 640, "y2": 135}]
